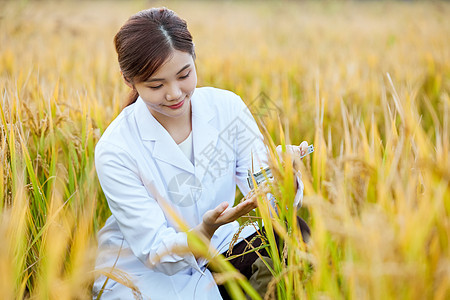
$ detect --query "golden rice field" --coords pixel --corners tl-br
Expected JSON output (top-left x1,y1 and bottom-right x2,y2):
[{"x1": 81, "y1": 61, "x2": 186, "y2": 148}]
[{"x1": 1, "y1": 0, "x2": 449, "y2": 299}]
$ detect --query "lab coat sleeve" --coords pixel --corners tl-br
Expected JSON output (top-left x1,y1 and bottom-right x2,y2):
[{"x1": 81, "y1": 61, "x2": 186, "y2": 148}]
[
  {"x1": 232, "y1": 97, "x2": 304, "y2": 207},
  {"x1": 95, "y1": 141, "x2": 202, "y2": 275},
  {"x1": 293, "y1": 172, "x2": 304, "y2": 207},
  {"x1": 233, "y1": 100, "x2": 268, "y2": 196}
]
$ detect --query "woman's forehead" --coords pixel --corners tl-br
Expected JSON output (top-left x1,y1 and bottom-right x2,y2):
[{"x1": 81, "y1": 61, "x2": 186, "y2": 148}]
[{"x1": 146, "y1": 50, "x2": 195, "y2": 81}]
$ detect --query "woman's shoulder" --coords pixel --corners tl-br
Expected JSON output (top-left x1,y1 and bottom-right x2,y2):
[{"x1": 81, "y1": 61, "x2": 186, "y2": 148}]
[
  {"x1": 96, "y1": 105, "x2": 137, "y2": 152},
  {"x1": 194, "y1": 86, "x2": 240, "y2": 99},
  {"x1": 193, "y1": 87, "x2": 246, "y2": 111}
]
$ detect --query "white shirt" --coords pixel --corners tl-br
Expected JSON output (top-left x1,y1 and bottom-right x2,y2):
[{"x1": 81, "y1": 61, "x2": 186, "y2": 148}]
[
  {"x1": 92, "y1": 87, "x2": 303, "y2": 300},
  {"x1": 178, "y1": 131, "x2": 194, "y2": 164}
]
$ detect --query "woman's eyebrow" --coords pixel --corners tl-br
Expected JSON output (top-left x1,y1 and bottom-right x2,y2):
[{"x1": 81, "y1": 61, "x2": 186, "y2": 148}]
[
  {"x1": 176, "y1": 64, "x2": 191, "y2": 75},
  {"x1": 145, "y1": 64, "x2": 191, "y2": 83}
]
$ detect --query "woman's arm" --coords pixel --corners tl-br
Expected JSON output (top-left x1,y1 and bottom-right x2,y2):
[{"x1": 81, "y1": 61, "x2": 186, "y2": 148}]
[
  {"x1": 231, "y1": 96, "x2": 307, "y2": 207},
  {"x1": 95, "y1": 141, "x2": 203, "y2": 275},
  {"x1": 276, "y1": 141, "x2": 309, "y2": 207}
]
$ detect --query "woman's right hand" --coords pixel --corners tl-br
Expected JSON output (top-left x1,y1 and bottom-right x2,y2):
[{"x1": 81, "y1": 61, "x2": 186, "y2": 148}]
[{"x1": 195, "y1": 199, "x2": 257, "y2": 241}]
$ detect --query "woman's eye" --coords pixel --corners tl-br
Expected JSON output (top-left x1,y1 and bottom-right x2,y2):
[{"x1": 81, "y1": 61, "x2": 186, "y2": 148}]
[
  {"x1": 148, "y1": 84, "x2": 163, "y2": 90},
  {"x1": 179, "y1": 71, "x2": 190, "y2": 79}
]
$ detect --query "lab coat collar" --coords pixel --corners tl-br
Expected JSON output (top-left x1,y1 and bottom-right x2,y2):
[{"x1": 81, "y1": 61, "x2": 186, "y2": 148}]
[
  {"x1": 191, "y1": 90, "x2": 219, "y2": 182},
  {"x1": 133, "y1": 91, "x2": 219, "y2": 181}
]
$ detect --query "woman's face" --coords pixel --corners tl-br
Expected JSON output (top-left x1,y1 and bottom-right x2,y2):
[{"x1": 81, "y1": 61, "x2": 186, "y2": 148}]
[{"x1": 132, "y1": 50, "x2": 197, "y2": 125}]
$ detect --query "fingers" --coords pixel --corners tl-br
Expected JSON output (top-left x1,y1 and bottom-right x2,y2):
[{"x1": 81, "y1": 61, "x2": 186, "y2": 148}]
[
  {"x1": 299, "y1": 141, "x2": 308, "y2": 157},
  {"x1": 216, "y1": 199, "x2": 257, "y2": 224},
  {"x1": 277, "y1": 145, "x2": 296, "y2": 162},
  {"x1": 214, "y1": 202, "x2": 229, "y2": 217},
  {"x1": 276, "y1": 142, "x2": 309, "y2": 173},
  {"x1": 290, "y1": 142, "x2": 309, "y2": 157},
  {"x1": 202, "y1": 199, "x2": 258, "y2": 232},
  {"x1": 276, "y1": 141, "x2": 309, "y2": 158},
  {"x1": 203, "y1": 202, "x2": 229, "y2": 225},
  {"x1": 235, "y1": 198, "x2": 258, "y2": 213}
]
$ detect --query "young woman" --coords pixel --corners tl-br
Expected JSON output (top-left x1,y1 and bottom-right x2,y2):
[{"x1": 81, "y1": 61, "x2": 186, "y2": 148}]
[{"x1": 93, "y1": 7, "x2": 309, "y2": 300}]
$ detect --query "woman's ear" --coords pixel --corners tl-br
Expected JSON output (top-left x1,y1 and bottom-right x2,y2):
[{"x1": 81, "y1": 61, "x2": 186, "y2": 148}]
[{"x1": 121, "y1": 71, "x2": 134, "y2": 89}]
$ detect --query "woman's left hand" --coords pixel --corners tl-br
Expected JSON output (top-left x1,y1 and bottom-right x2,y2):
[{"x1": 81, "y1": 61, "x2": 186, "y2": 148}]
[
  {"x1": 276, "y1": 141, "x2": 309, "y2": 161},
  {"x1": 195, "y1": 198, "x2": 258, "y2": 241},
  {"x1": 275, "y1": 141, "x2": 309, "y2": 189}
]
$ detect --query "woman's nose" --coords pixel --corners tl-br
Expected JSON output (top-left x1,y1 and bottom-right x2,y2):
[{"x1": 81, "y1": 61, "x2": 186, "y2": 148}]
[{"x1": 166, "y1": 84, "x2": 182, "y2": 101}]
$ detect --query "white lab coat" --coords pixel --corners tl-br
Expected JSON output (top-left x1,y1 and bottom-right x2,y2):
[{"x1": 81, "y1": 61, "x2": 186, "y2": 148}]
[{"x1": 92, "y1": 87, "x2": 303, "y2": 300}]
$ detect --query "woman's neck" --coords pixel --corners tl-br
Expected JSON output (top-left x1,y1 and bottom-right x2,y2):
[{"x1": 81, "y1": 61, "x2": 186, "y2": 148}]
[{"x1": 153, "y1": 106, "x2": 192, "y2": 144}]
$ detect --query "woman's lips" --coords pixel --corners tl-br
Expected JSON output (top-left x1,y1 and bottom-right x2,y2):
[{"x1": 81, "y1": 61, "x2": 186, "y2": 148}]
[{"x1": 167, "y1": 98, "x2": 185, "y2": 109}]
